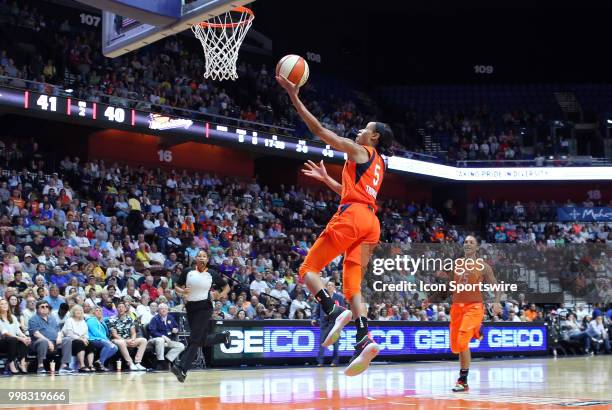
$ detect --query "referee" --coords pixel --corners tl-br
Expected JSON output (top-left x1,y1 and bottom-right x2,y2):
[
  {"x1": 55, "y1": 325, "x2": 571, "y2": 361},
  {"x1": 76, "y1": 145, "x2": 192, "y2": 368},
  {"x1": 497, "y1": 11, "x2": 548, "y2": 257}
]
[{"x1": 171, "y1": 250, "x2": 231, "y2": 382}]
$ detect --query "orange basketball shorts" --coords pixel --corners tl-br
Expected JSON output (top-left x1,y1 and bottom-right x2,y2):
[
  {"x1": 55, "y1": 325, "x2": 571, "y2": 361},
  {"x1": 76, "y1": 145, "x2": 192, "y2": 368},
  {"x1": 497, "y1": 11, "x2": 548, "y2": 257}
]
[
  {"x1": 449, "y1": 302, "x2": 484, "y2": 354},
  {"x1": 299, "y1": 203, "x2": 380, "y2": 300}
]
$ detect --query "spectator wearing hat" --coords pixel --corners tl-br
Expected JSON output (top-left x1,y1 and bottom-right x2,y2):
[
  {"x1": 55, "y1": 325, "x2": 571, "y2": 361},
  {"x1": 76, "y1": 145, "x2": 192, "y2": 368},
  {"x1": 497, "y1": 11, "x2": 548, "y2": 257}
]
[
  {"x1": 28, "y1": 300, "x2": 74, "y2": 374},
  {"x1": 21, "y1": 253, "x2": 38, "y2": 277}
]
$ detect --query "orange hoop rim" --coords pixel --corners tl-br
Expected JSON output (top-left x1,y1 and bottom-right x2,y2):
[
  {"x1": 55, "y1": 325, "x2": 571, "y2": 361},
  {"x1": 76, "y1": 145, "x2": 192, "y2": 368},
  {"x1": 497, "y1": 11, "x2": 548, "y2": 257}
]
[{"x1": 196, "y1": 6, "x2": 254, "y2": 29}]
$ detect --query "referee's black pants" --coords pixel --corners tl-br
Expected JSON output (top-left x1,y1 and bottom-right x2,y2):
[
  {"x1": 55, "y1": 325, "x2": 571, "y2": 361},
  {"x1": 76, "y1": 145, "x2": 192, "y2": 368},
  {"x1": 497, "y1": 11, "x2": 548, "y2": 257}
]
[{"x1": 177, "y1": 299, "x2": 227, "y2": 372}]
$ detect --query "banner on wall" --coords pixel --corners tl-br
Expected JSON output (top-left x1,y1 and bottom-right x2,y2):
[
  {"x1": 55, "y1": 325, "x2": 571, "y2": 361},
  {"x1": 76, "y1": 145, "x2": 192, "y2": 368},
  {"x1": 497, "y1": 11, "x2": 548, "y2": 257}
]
[
  {"x1": 557, "y1": 207, "x2": 612, "y2": 222},
  {"x1": 210, "y1": 320, "x2": 548, "y2": 365}
]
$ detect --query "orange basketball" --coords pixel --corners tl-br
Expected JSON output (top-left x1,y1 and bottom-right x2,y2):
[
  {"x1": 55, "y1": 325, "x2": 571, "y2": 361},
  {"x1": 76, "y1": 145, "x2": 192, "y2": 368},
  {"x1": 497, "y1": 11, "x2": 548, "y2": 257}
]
[{"x1": 276, "y1": 54, "x2": 309, "y2": 87}]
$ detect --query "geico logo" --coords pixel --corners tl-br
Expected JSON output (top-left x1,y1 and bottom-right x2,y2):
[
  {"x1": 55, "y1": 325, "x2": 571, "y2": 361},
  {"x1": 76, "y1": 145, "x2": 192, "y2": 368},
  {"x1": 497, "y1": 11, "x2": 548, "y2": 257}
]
[
  {"x1": 337, "y1": 329, "x2": 404, "y2": 351},
  {"x1": 369, "y1": 329, "x2": 404, "y2": 350},
  {"x1": 488, "y1": 329, "x2": 544, "y2": 348},
  {"x1": 414, "y1": 329, "x2": 480, "y2": 350},
  {"x1": 221, "y1": 329, "x2": 316, "y2": 354},
  {"x1": 487, "y1": 366, "x2": 544, "y2": 382},
  {"x1": 219, "y1": 377, "x2": 316, "y2": 401}
]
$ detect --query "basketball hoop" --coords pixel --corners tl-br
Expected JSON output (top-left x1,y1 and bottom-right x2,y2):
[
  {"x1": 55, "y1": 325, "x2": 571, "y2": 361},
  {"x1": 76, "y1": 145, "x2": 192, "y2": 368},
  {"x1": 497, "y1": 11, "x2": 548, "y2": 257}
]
[{"x1": 191, "y1": 6, "x2": 254, "y2": 81}]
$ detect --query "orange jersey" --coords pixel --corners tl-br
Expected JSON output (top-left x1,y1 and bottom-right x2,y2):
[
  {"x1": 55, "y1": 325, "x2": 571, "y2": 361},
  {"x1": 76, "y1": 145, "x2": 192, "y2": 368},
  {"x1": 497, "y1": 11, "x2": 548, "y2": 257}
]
[
  {"x1": 451, "y1": 259, "x2": 485, "y2": 304},
  {"x1": 340, "y1": 146, "x2": 385, "y2": 211}
]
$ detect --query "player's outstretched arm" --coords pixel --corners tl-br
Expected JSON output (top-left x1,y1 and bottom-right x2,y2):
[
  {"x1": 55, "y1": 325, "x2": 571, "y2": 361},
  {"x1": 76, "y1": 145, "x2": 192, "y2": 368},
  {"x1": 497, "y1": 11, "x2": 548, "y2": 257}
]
[
  {"x1": 302, "y1": 160, "x2": 342, "y2": 195},
  {"x1": 276, "y1": 75, "x2": 369, "y2": 163}
]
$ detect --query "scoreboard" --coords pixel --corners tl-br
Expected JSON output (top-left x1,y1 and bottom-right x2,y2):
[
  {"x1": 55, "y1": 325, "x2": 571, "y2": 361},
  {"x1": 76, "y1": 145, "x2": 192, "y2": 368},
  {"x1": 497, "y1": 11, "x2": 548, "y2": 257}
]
[{"x1": 5, "y1": 87, "x2": 348, "y2": 163}]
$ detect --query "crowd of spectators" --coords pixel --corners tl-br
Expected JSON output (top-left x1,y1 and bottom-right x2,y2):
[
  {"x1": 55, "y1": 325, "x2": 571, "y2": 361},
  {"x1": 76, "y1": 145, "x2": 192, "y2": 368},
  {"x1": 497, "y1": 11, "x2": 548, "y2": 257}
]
[{"x1": 399, "y1": 107, "x2": 577, "y2": 165}]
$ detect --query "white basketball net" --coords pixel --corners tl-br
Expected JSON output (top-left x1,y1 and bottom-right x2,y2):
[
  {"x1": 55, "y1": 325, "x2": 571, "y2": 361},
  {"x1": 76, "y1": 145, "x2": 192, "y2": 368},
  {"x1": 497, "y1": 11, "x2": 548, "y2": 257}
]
[{"x1": 191, "y1": 7, "x2": 254, "y2": 81}]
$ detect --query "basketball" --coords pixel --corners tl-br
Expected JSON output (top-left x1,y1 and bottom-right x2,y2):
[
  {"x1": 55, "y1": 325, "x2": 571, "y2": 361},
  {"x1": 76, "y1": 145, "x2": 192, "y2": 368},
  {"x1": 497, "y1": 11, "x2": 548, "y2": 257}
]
[{"x1": 276, "y1": 54, "x2": 310, "y2": 87}]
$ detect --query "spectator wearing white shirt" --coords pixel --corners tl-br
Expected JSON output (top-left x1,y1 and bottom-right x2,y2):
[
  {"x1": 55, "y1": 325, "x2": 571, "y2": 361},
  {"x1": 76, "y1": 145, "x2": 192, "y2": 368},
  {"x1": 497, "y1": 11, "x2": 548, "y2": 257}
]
[
  {"x1": 289, "y1": 292, "x2": 310, "y2": 319},
  {"x1": 586, "y1": 315, "x2": 611, "y2": 354},
  {"x1": 136, "y1": 294, "x2": 156, "y2": 327},
  {"x1": 269, "y1": 281, "x2": 291, "y2": 306},
  {"x1": 249, "y1": 272, "x2": 269, "y2": 297},
  {"x1": 62, "y1": 305, "x2": 95, "y2": 372}
]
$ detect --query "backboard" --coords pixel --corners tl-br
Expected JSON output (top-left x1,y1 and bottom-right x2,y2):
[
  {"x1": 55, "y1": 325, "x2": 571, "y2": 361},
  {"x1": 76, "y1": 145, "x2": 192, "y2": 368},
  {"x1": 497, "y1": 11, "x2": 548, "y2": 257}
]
[{"x1": 75, "y1": 0, "x2": 253, "y2": 58}]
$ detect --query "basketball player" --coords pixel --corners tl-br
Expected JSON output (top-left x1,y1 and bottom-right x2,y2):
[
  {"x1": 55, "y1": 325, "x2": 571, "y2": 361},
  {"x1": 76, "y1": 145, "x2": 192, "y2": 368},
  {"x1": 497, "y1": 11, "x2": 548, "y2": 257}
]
[
  {"x1": 171, "y1": 250, "x2": 232, "y2": 383},
  {"x1": 424, "y1": 235, "x2": 502, "y2": 392},
  {"x1": 277, "y1": 74, "x2": 393, "y2": 376}
]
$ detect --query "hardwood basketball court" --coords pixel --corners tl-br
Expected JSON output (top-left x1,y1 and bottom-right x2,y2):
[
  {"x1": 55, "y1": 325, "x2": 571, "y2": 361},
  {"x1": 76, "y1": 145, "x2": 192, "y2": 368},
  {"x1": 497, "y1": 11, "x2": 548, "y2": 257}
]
[{"x1": 1, "y1": 356, "x2": 610, "y2": 410}]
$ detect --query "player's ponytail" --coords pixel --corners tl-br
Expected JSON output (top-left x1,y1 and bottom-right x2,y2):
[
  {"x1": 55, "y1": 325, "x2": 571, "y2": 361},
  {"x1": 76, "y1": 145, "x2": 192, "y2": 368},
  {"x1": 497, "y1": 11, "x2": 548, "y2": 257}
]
[{"x1": 374, "y1": 122, "x2": 394, "y2": 157}]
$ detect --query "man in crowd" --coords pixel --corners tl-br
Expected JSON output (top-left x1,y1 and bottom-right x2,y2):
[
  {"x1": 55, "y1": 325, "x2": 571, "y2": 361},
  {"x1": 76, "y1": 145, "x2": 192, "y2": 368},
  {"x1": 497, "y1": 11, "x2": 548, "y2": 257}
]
[
  {"x1": 147, "y1": 303, "x2": 185, "y2": 370},
  {"x1": 108, "y1": 301, "x2": 148, "y2": 371},
  {"x1": 28, "y1": 300, "x2": 73, "y2": 374}
]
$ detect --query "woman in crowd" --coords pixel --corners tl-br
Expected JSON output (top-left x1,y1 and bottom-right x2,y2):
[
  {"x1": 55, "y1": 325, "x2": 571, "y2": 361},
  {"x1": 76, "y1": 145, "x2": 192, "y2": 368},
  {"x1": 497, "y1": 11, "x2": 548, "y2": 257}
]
[
  {"x1": 0, "y1": 299, "x2": 30, "y2": 374},
  {"x1": 7, "y1": 294, "x2": 22, "y2": 325},
  {"x1": 65, "y1": 276, "x2": 85, "y2": 298},
  {"x1": 62, "y1": 304, "x2": 96, "y2": 372}
]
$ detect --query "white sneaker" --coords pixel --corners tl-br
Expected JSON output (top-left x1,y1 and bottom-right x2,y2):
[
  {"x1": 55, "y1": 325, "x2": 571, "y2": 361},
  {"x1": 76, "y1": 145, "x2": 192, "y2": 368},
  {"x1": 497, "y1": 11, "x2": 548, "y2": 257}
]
[
  {"x1": 135, "y1": 363, "x2": 147, "y2": 371},
  {"x1": 129, "y1": 363, "x2": 139, "y2": 371}
]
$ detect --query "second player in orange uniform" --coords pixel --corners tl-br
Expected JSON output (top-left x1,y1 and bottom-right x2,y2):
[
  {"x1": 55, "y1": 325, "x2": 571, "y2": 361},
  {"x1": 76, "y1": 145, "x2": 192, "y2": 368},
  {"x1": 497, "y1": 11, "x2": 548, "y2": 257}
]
[{"x1": 276, "y1": 74, "x2": 393, "y2": 376}]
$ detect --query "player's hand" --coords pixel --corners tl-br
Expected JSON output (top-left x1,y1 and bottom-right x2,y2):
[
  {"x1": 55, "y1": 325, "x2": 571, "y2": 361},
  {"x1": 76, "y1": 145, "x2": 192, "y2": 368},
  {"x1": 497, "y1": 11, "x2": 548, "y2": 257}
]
[
  {"x1": 210, "y1": 290, "x2": 219, "y2": 301},
  {"x1": 182, "y1": 286, "x2": 191, "y2": 297},
  {"x1": 302, "y1": 160, "x2": 328, "y2": 182},
  {"x1": 276, "y1": 75, "x2": 300, "y2": 97}
]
